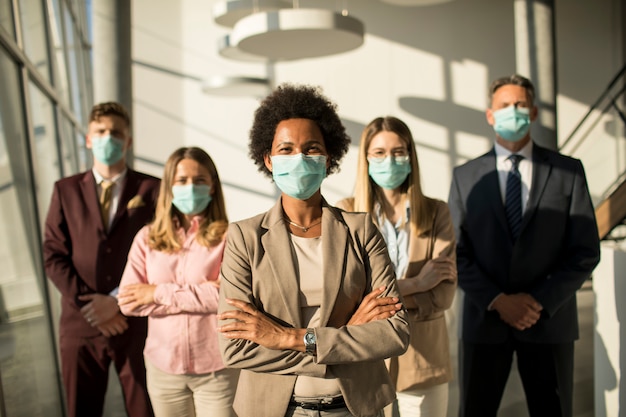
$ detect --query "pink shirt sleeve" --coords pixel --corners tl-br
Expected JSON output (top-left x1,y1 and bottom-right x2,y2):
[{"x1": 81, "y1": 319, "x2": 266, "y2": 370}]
[{"x1": 119, "y1": 226, "x2": 225, "y2": 317}]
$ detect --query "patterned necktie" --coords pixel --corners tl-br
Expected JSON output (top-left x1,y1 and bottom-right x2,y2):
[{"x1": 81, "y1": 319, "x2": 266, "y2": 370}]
[
  {"x1": 100, "y1": 180, "x2": 115, "y2": 230},
  {"x1": 505, "y1": 154, "x2": 524, "y2": 240}
]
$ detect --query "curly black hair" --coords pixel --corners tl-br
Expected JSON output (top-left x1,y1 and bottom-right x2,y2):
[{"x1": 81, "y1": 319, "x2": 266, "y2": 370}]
[{"x1": 249, "y1": 83, "x2": 351, "y2": 178}]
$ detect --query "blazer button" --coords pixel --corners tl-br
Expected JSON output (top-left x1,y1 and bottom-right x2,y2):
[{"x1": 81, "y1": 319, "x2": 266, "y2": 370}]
[
  {"x1": 106, "y1": 248, "x2": 112, "y2": 254},
  {"x1": 106, "y1": 276, "x2": 112, "y2": 281}
]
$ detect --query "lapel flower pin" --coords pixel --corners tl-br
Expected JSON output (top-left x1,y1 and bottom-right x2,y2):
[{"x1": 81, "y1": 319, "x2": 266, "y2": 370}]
[{"x1": 127, "y1": 195, "x2": 145, "y2": 209}]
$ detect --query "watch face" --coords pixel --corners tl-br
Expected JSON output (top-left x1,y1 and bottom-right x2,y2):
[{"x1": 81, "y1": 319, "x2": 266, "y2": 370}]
[{"x1": 305, "y1": 331, "x2": 316, "y2": 345}]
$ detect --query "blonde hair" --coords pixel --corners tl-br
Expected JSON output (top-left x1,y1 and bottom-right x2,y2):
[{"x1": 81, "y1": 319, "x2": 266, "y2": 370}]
[
  {"x1": 353, "y1": 116, "x2": 436, "y2": 236},
  {"x1": 148, "y1": 147, "x2": 228, "y2": 252}
]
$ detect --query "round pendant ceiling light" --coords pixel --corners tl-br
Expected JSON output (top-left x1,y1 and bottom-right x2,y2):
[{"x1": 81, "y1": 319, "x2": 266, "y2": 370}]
[
  {"x1": 380, "y1": 0, "x2": 454, "y2": 5},
  {"x1": 212, "y1": 0, "x2": 291, "y2": 27},
  {"x1": 230, "y1": 8, "x2": 364, "y2": 61},
  {"x1": 202, "y1": 75, "x2": 271, "y2": 97},
  {"x1": 218, "y1": 34, "x2": 267, "y2": 62}
]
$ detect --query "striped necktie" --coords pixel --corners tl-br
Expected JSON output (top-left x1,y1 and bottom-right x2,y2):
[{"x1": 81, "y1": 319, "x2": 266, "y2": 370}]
[
  {"x1": 505, "y1": 154, "x2": 524, "y2": 240},
  {"x1": 100, "y1": 180, "x2": 115, "y2": 230}
]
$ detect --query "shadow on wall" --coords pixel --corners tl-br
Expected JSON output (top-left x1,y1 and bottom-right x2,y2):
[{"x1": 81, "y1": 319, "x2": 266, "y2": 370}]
[
  {"x1": 615, "y1": 252, "x2": 626, "y2": 417},
  {"x1": 594, "y1": 289, "x2": 617, "y2": 417}
]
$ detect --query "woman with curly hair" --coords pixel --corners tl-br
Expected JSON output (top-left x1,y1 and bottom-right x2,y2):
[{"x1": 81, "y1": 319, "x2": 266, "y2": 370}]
[
  {"x1": 337, "y1": 116, "x2": 457, "y2": 417},
  {"x1": 118, "y1": 147, "x2": 238, "y2": 417},
  {"x1": 217, "y1": 84, "x2": 411, "y2": 417}
]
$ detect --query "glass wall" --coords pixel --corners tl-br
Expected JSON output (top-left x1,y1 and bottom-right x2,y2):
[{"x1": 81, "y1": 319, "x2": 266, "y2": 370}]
[{"x1": 0, "y1": 0, "x2": 92, "y2": 415}]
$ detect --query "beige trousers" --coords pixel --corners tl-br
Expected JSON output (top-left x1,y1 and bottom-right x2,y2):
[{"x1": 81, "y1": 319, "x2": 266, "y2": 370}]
[{"x1": 146, "y1": 358, "x2": 239, "y2": 417}]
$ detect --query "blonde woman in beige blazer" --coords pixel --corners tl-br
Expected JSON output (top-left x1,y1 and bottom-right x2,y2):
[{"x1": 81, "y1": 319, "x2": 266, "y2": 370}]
[
  {"x1": 217, "y1": 85, "x2": 410, "y2": 417},
  {"x1": 337, "y1": 116, "x2": 457, "y2": 417}
]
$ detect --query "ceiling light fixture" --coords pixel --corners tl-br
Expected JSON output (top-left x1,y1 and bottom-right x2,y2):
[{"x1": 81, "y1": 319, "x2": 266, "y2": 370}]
[
  {"x1": 217, "y1": 34, "x2": 267, "y2": 62},
  {"x1": 380, "y1": 0, "x2": 454, "y2": 6},
  {"x1": 229, "y1": 7, "x2": 364, "y2": 61},
  {"x1": 212, "y1": 0, "x2": 291, "y2": 27},
  {"x1": 202, "y1": 75, "x2": 271, "y2": 98}
]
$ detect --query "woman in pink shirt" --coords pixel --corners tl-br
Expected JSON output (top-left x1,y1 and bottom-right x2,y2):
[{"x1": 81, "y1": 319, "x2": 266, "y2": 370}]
[{"x1": 118, "y1": 147, "x2": 238, "y2": 417}]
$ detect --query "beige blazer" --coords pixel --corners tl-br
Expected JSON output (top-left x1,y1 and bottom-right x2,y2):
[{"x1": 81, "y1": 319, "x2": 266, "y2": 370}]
[
  {"x1": 336, "y1": 198, "x2": 456, "y2": 391},
  {"x1": 218, "y1": 198, "x2": 410, "y2": 417}
]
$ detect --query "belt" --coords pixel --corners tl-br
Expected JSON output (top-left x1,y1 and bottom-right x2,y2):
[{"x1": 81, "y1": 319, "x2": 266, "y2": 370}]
[{"x1": 289, "y1": 396, "x2": 347, "y2": 411}]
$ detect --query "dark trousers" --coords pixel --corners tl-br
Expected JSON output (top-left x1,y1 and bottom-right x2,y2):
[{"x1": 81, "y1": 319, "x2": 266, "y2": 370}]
[
  {"x1": 60, "y1": 332, "x2": 154, "y2": 417},
  {"x1": 459, "y1": 338, "x2": 574, "y2": 417}
]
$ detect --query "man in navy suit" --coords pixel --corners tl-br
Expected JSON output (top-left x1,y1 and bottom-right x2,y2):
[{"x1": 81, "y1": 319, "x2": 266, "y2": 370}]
[
  {"x1": 448, "y1": 75, "x2": 600, "y2": 417},
  {"x1": 44, "y1": 102, "x2": 158, "y2": 417}
]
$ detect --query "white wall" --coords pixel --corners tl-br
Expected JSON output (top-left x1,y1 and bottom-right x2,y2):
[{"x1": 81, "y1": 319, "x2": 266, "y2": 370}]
[{"x1": 131, "y1": 0, "x2": 624, "y2": 222}]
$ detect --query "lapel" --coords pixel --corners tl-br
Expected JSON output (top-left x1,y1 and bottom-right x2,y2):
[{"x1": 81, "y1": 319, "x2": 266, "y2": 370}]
[
  {"x1": 521, "y1": 144, "x2": 551, "y2": 233},
  {"x1": 319, "y1": 201, "x2": 347, "y2": 327},
  {"x1": 79, "y1": 171, "x2": 105, "y2": 230},
  {"x1": 110, "y1": 169, "x2": 139, "y2": 232},
  {"x1": 261, "y1": 199, "x2": 303, "y2": 327},
  {"x1": 479, "y1": 150, "x2": 510, "y2": 233}
]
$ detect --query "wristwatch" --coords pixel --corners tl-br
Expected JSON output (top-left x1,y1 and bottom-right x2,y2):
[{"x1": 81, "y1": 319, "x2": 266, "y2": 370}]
[{"x1": 303, "y1": 328, "x2": 317, "y2": 356}]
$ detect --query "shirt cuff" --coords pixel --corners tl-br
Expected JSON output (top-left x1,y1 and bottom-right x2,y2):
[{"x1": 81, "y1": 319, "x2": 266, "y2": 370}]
[
  {"x1": 487, "y1": 293, "x2": 504, "y2": 311},
  {"x1": 109, "y1": 287, "x2": 119, "y2": 299}
]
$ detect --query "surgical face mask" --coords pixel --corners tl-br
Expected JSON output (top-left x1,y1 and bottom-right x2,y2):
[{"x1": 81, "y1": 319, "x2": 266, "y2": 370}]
[
  {"x1": 270, "y1": 154, "x2": 327, "y2": 200},
  {"x1": 90, "y1": 135, "x2": 125, "y2": 165},
  {"x1": 172, "y1": 184, "x2": 212, "y2": 215},
  {"x1": 368, "y1": 155, "x2": 411, "y2": 190},
  {"x1": 492, "y1": 106, "x2": 531, "y2": 142}
]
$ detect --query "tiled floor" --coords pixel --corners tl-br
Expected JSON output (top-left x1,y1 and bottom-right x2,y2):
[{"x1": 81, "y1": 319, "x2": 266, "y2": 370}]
[{"x1": 0, "y1": 284, "x2": 594, "y2": 417}]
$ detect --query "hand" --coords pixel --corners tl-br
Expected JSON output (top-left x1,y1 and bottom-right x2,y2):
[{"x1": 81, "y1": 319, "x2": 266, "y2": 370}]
[
  {"x1": 218, "y1": 299, "x2": 300, "y2": 351},
  {"x1": 348, "y1": 286, "x2": 402, "y2": 325},
  {"x1": 96, "y1": 313, "x2": 129, "y2": 337},
  {"x1": 118, "y1": 284, "x2": 157, "y2": 312},
  {"x1": 492, "y1": 293, "x2": 543, "y2": 331},
  {"x1": 402, "y1": 256, "x2": 457, "y2": 294},
  {"x1": 79, "y1": 294, "x2": 119, "y2": 326}
]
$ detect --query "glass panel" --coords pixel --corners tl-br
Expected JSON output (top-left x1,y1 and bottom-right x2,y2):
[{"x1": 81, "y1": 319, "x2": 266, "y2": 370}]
[
  {"x1": 64, "y1": 6, "x2": 84, "y2": 125},
  {"x1": 0, "y1": 0, "x2": 15, "y2": 38},
  {"x1": 19, "y1": 0, "x2": 51, "y2": 83},
  {"x1": 27, "y1": 81, "x2": 62, "y2": 224},
  {"x1": 76, "y1": 128, "x2": 89, "y2": 172},
  {"x1": 59, "y1": 116, "x2": 77, "y2": 176},
  {"x1": 49, "y1": 0, "x2": 71, "y2": 106},
  {"x1": 0, "y1": 47, "x2": 63, "y2": 417}
]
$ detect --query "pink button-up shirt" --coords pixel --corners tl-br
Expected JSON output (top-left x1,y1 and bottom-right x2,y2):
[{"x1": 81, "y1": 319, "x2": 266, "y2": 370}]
[{"x1": 120, "y1": 217, "x2": 226, "y2": 375}]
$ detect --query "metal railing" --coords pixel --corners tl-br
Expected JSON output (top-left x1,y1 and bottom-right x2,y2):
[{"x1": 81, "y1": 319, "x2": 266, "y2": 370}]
[{"x1": 560, "y1": 64, "x2": 626, "y2": 205}]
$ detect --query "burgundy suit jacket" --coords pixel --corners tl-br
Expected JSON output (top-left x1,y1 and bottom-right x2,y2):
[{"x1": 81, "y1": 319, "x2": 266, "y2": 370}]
[{"x1": 44, "y1": 169, "x2": 160, "y2": 339}]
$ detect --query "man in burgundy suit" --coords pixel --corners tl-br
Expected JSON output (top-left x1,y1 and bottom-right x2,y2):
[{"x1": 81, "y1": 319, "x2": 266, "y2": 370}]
[{"x1": 44, "y1": 102, "x2": 159, "y2": 417}]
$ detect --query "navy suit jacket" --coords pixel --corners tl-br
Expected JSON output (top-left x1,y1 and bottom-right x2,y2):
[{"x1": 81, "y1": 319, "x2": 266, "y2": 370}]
[{"x1": 448, "y1": 143, "x2": 600, "y2": 344}]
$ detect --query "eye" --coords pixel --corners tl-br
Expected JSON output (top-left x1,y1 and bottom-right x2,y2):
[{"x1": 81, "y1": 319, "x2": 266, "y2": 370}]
[
  {"x1": 276, "y1": 144, "x2": 293, "y2": 154},
  {"x1": 392, "y1": 149, "x2": 409, "y2": 158},
  {"x1": 193, "y1": 177, "x2": 209, "y2": 185},
  {"x1": 368, "y1": 149, "x2": 386, "y2": 158},
  {"x1": 304, "y1": 144, "x2": 324, "y2": 155}
]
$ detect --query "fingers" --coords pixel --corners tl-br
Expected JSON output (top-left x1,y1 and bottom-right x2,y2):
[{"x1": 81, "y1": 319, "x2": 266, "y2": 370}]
[
  {"x1": 224, "y1": 299, "x2": 258, "y2": 315},
  {"x1": 362, "y1": 286, "x2": 387, "y2": 301},
  {"x1": 98, "y1": 315, "x2": 129, "y2": 337}
]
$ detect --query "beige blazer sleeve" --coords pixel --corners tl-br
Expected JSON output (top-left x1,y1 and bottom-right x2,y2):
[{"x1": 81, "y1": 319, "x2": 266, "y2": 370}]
[{"x1": 402, "y1": 200, "x2": 457, "y2": 317}]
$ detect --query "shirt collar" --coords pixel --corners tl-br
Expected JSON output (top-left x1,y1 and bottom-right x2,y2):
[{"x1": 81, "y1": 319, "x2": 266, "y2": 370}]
[
  {"x1": 494, "y1": 139, "x2": 533, "y2": 163},
  {"x1": 373, "y1": 200, "x2": 411, "y2": 228},
  {"x1": 92, "y1": 167, "x2": 127, "y2": 185}
]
